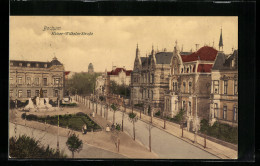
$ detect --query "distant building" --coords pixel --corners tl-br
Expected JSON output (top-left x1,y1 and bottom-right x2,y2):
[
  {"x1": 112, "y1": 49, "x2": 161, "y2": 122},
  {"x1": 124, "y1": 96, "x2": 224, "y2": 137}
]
[
  {"x1": 9, "y1": 57, "x2": 65, "y2": 102},
  {"x1": 95, "y1": 74, "x2": 106, "y2": 95},
  {"x1": 209, "y1": 49, "x2": 238, "y2": 127},
  {"x1": 88, "y1": 63, "x2": 94, "y2": 74},
  {"x1": 105, "y1": 66, "x2": 132, "y2": 94}
]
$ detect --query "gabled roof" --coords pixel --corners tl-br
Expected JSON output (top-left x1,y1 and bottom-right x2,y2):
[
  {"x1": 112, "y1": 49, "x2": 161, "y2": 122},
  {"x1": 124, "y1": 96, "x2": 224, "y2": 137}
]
[
  {"x1": 180, "y1": 46, "x2": 218, "y2": 62},
  {"x1": 107, "y1": 68, "x2": 132, "y2": 76}
]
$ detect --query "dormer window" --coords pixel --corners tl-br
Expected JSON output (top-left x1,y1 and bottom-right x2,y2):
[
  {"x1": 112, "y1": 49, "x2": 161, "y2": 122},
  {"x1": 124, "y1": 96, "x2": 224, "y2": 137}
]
[
  {"x1": 27, "y1": 63, "x2": 31, "y2": 67},
  {"x1": 10, "y1": 62, "x2": 13, "y2": 66},
  {"x1": 44, "y1": 64, "x2": 48, "y2": 68},
  {"x1": 19, "y1": 63, "x2": 22, "y2": 67},
  {"x1": 36, "y1": 63, "x2": 39, "y2": 67}
]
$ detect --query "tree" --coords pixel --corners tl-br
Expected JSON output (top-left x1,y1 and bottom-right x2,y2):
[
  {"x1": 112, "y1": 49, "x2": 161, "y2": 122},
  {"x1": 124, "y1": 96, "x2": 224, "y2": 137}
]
[
  {"x1": 9, "y1": 135, "x2": 66, "y2": 158},
  {"x1": 66, "y1": 133, "x2": 83, "y2": 158},
  {"x1": 111, "y1": 103, "x2": 118, "y2": 125},
  {"x1": 128, "y1": 112, "x2": 138, "y2": 140}
]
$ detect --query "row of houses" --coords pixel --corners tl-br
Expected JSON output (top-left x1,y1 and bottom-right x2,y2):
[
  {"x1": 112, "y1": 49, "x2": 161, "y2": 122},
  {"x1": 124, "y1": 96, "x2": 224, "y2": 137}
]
[{"x1": 130, "y1": 31, "x2": 238, "y2": 131}]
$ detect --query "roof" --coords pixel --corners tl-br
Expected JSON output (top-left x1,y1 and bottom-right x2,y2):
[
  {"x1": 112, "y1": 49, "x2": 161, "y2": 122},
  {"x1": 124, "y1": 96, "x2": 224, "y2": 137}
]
[
  {"x1": 212, "y1": 50, "x2": 238, "y2": 70},
  {"x1": 155, "y1": 52, "x2": 173, "y2": 64},
  {"x1": 64, "y1": 71, "x2": 70, "y2": 75},
  {"x1": 10, "y1": 60, "x2": 59, "y2": 68},
  {"x1": 197, "y1": 64, "x2": 213, "y2": 73},
  {"x1": 180, "y1": 46, "x2": 218, "y2": 62},
  {"x1": 107, "y1": 68, "x2": 132, "y2": 76}
]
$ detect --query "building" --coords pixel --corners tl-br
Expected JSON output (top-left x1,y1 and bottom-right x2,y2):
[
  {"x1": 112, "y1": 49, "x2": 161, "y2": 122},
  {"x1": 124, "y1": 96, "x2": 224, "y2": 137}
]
[
  {"x1": 95, "y1": 74, "x2": 106, "y2": 95},
  {"x1": 105, "y1": 66, "x2": 132, "y2": 94},
  {"x1": 88, "y1": 63, "x2": 94, "y2": 74},
  {"x1": 209, "y1": 49, "x2": 238, "y2": 127},
  {"x1": 130, "y1": 44, "x2": 175, "y2": 115},
  {"x1": 164, "y1": 42, "x2": 218, "y2": 131},
  {"x1": 9, "y1": 57, "x2": 65, "y2": 102}
]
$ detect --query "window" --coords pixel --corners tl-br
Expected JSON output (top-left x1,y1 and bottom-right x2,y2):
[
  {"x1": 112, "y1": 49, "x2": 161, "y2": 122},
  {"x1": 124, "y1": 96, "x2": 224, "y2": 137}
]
[
  {"x1": 172, "y1": 82, "x2": 175, "y2": 91},
  {"x1": 234, "y1": 80, "x2": 238, "y2": 95},
  {"x1": 214, "y1": 103, "x2": 218, "y2": 118},
  {"x1": 224, "y1": 80, "x2": 228, "y2": 94},
  {"x1": 223, "y1": 106, "x2": 227, "y2": 120},
  {"x1": 27, "y1": 90, "x2": 31, "y2": 97},
  {"x1": 27, "y1": 77, "x2": 31, "y2": 85},
  {"x1": 188, "y1": 102, "x2": 192, "y2": 115},
  {"x1": 175, "y1": 101, "x2": 178, "y2": 111},
  {"x1": 142, "y1": 90, "x2": 143, "y2": 99},
  {"x1": 44, "y1": 64, "x2": 48, "y2": 68},
  {"x1": 43, "y1": 90, "x2": 47, "y2": 98},
  {"x1": 188, "y1": 82, "x2": 192, "y2": 93},
  {"x1": 182, "y1": 101, "x2": 186, "y2": 110},
  {"x1": 35, "y1": 90, "x2": 39, "y2": 97},
  {"x1": 213, "y1": 80, "x2": 219, "y2": 94},
  {"x1": 183, "y1": 82, "x2": 186, "y2": 93},
  {"x1": 10, "y1": 62, "x2": 13, "y2": 66},
  {"x1": 43, "y1": 78, "x2": 47, "y2": 86},
  {"x1": 54, "y1": 90, "x2": 59, "y2": 97},
  {"x1": 148, "y1": 90, "x2": 150, "y2": 98},
  {"x1": 10, "y1": 90, "x2": 13, "y2": 97},
  {"x1": 35, "y1": 78, "x2": 39, "y2": 85},
  {"x1": 36, "y1": 63, "x2": 39, "y2": 67},
  {"x1": 151, "y1": 90, "x2": 153, "y2": 99},
  {"x1": 54, "y1": 78, "x2": 60, "y2": 85},
  {"x1": 18, "y1": 90, "x2": 22, "y2": 98},
  {"x1": 27, "y1": 63, "x2": 31, "y2": 67},
  {"x1": 18, "y1": 77, "x2": 22, "y2": 84},
  {"x1": 19, "y1": 63, "x2": 22, "y2": 67},
  {"x1": 9, "y1": 77, "x2": 13, "y2": 83},
  {"x1": 151, "y1": 74, "x2": 154, "y2": 83},
  {"x1": 233, "y1": 106, "x2": 237, "y2": 121},
  {"x1": 174, "y1": 82, "x2": 178, "y2": 91}
]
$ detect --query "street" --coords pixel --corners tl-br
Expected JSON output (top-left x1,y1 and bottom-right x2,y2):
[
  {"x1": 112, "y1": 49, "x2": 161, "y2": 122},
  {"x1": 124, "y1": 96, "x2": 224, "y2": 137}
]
[{"x1": 106, "y1": 108, "x2": 218, "y2": 159}]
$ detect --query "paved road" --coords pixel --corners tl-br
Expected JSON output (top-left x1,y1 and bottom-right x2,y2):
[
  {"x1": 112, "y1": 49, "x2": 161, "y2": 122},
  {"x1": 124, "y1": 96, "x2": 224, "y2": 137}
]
[
  {"x1": 106, "y1": 109, "x2": 218, "y2": 159},
  {"x1": 9, "y1": 122, "x2": 126, "y2": 158}
]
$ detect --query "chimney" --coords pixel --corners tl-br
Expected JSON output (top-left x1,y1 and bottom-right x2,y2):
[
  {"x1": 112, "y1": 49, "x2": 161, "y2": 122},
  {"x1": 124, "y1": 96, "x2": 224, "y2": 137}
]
[
  {"x1": 112, "y1": 66, "x2": 117, "y2": 71},
  {"x1": 195, "y1": 44, "x2": 199, "y2": 51}
]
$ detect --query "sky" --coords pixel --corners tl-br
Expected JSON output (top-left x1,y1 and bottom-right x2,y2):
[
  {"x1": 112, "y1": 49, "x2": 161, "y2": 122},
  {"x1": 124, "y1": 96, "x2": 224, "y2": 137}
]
[{"x1": 10, "y1": 16, "x2": 238, "y2": 72}]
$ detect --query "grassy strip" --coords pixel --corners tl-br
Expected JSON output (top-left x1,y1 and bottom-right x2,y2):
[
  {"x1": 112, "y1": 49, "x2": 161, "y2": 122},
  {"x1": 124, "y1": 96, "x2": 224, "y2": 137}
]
[{"x1": 22, "y1": 113, "x2": 101, "y2": 132}]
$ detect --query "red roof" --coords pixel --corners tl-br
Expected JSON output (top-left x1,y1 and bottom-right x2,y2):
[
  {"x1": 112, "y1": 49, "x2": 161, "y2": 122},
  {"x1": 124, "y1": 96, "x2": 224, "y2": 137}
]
[
  {"x1": 107, "y1": 68, "x2": 132, "y2": 76},
  {"x1": 197, "y1": 64, "x2": 213, "y2": 73},
  {"x1": 181, "y1": 46, "x2": 218, "y2": 62},
  {"x1": 64, "y1": 71, "x2": 70, "y2": 75}
]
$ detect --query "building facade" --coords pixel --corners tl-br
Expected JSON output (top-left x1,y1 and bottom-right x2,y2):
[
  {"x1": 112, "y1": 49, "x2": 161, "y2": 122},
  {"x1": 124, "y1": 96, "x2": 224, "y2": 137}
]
[
  {"x1": 164, "y1": 43, "x2": 218, "y2": 131},
  {"x1": 209, "y1": 50, "x2": 238, "y2": 127},
  {"x1": 9, "y1": 57, "x2": 65, "y2": 102},
  {"x1": 130, "y1": 45, "x2": 173, "y2": 115}
]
